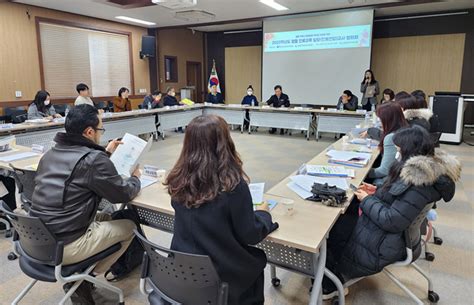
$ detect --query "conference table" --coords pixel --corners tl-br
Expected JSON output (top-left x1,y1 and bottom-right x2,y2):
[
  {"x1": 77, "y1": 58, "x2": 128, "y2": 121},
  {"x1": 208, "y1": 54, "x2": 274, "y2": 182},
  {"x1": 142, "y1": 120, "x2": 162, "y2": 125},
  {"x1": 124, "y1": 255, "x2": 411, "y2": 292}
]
[
  {"x1": 129, "y1": 138, "x2": 380, "y2": 305},
  {"x1": 0, "y1": 104, "x2": 366, "y2": 146}
]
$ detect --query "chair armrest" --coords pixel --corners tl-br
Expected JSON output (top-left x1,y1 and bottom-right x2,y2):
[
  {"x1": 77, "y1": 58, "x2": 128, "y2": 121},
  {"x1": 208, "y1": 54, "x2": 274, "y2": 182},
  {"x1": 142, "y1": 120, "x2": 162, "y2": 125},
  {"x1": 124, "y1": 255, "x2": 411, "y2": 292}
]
[{"x1": 55, "y1": 241, "x2": 64, "y2": 266}]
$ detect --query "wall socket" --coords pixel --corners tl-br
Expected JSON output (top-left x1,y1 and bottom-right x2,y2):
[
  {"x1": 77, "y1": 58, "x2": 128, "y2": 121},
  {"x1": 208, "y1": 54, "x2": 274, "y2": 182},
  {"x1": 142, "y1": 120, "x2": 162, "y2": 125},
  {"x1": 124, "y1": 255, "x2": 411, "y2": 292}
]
[
  {"x1": 139, "y1": 88, "x2": 147, "y2": 94},
  {"x1": 15, "y1": 91, "x2": 22, "y2": 98}
]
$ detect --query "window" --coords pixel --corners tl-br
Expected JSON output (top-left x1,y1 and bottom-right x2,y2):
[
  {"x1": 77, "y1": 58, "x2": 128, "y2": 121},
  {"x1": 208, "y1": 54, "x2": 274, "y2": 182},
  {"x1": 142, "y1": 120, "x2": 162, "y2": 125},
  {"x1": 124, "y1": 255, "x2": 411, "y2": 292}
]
[
  {"x1": 38, "y1": 19, "x2": 133, "y2": 97},
  {"x1": 164, "y1": 56, "x2": 178, "y2": 82}
]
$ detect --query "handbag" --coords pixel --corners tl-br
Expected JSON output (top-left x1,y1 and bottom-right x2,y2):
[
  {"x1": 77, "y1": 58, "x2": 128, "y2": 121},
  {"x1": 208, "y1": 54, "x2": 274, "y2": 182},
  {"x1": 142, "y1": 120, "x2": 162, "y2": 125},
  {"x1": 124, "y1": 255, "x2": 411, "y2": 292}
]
[{"x1": 307, "y1": 182, "x2": 347, "y2": 207}]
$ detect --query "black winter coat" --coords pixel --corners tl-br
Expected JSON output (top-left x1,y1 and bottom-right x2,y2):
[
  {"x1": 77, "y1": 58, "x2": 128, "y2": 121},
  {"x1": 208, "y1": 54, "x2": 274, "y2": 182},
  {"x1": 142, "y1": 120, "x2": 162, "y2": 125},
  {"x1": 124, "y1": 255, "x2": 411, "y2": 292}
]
[
  {"x1": 170, "y1": 180, "x2": 278, "y2": 305},
  {"x1": 404, "y1": 108, "x2": 441, "y2": 145},
  {"x1": 337, "y1": 150, "x2": 460, "y2": 280}
]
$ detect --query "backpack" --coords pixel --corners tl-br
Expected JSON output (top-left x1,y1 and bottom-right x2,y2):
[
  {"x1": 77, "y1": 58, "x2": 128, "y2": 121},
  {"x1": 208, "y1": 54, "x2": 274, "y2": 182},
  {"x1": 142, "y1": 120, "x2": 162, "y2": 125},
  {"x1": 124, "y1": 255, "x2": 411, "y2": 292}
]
[{"x1": 104, "y1": 208, "x2": 145, "y2": 281}]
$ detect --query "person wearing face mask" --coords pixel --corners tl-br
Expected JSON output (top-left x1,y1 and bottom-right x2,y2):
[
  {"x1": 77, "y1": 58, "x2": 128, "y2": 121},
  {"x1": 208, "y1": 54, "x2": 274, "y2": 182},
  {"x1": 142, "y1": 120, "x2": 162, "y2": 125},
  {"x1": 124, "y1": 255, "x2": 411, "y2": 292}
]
[
  {"x1": 28, "y1": 90, "x2": 62, "y2": 120},
  {"x1": 320, "y1": 126, "x2": 460, "y2": 300},
  {"x1": 163, "y1": 87, "x2": 180, "y2": 106},
  {"x1": 29, "y1": 104, "x2": 141, "y2": 304},
  {"x1": 367, "y1": 102, "x2": 408, "y2": 186},
  {"x1": 206, "y1": 83, "x2": 225, "y2": 104},
  {"x1": 112, "y1": 87, "x2": 132, "y2": 112},
  {"x1": 241, "y1": 85, "x2": 259, "y2": 130}
]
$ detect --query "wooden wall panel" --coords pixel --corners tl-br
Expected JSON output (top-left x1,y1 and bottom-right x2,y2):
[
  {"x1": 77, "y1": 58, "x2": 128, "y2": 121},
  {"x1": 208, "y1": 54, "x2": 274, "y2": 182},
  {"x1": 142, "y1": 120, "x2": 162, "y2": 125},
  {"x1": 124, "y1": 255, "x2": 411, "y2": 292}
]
[
  {"x1": 372, "y1": 34, "x2": 465, "y2": 97},
  {"x1": 224, "y1": 46, "x2": 262, "y2": 104},
  {"x1": 0, "y1": 2, "x2": 150, "y2": 103}
]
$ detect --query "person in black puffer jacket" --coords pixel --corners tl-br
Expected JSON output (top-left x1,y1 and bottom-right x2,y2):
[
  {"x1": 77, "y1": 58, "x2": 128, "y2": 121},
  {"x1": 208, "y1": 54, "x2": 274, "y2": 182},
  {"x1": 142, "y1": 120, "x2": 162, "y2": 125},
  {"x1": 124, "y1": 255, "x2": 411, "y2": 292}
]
[{"x1": 323, "y1": 126, "x2": 460, "y2": 299}]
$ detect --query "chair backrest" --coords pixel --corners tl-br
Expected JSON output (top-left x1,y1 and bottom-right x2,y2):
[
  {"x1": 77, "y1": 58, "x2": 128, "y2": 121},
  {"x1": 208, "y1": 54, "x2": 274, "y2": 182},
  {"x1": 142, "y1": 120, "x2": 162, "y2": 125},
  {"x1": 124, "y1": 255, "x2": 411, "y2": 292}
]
[
  {"x1": 135, "y1": 231, "x2": 228, "y2": 305},
  {"x1": 9, "y1": 164, "x2": 37, "y2": 205},
  {"x1": 6, "y1": 109, "x2": 27, "y2": 123},
  {"x1": 405, "y1": 202, "x2": 435, "y2": 260},
  {"x1": 53, "y1": 104, "x2": 68, "y2": 116},
  {"x1": 138, "y1": 104, "x2": 143, "y2": 109},
  {"x1": 0, "y1": 201, "x2": 61, "y2": 265}
]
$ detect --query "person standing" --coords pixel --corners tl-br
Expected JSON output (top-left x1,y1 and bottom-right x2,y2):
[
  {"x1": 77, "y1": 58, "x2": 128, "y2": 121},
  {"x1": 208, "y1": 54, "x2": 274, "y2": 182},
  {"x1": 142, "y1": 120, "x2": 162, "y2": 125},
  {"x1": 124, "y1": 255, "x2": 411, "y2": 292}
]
[
  {"x1": 74, "y1": 83, "x2": 94, "y2": 106},
  {"x1": 360, "y1": 70, "x2": 380, "y2": 111},
  {"x1": 113, "y1": 87, "x2": 132, "y2": 112},
  {"x1": 266, "y1": 85, "x2": 290, "y2": 135}
]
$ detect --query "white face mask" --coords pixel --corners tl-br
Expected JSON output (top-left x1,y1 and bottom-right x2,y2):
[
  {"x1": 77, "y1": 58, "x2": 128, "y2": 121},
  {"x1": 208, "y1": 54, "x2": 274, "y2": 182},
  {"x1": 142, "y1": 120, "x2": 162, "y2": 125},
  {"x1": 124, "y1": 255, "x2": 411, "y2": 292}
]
[
  {"x1": 170, "y1": 91, "x2": 175, "y2": 97},
  {"x1": 395, "y1": 151, "x2": 402, "y2": 162},
  {"x1": 44, "y1": 99, "x2": 50, "y2": 106},
  {"x1": 247, "y1": 90, "x2": 253, "y2": 96}
]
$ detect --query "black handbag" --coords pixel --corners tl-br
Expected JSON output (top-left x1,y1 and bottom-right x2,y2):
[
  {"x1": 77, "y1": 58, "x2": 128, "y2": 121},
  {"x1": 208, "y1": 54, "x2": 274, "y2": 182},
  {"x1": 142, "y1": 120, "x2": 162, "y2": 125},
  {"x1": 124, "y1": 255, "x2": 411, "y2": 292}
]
[{"x1": 307, "y1": 182, "x2": 347, "y2": 207}]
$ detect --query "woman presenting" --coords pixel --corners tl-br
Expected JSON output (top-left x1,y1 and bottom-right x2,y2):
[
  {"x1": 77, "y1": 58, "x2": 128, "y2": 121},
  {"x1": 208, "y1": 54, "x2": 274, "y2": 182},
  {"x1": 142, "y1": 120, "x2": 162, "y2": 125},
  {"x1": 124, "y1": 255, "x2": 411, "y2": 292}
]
[{"x1": 360, "y1": 69, "x2": 380, "y2": 111}]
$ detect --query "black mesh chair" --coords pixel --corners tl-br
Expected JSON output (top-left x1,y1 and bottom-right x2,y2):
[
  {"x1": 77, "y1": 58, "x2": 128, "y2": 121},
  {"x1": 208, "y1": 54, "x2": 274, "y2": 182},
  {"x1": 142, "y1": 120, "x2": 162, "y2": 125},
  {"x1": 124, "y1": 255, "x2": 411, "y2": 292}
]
[
  {"x1": 53, "y1": 104, "x2": 68, "y2": 116},
  {"x1": 5, "y1": 108, "x2": 27, "y2": 124},
  {"x1": 134, "y1": 230, "x2": 228, "y2": 305},
  {"x1": 326, "y1": 202, "x2": 439, "y2": 305},
  {"x1": 0, "y1": 201, "x2": 125, "y2": 305},
  {"x1": 9, "y1": 164, "x2": 37, "y2": 212}
]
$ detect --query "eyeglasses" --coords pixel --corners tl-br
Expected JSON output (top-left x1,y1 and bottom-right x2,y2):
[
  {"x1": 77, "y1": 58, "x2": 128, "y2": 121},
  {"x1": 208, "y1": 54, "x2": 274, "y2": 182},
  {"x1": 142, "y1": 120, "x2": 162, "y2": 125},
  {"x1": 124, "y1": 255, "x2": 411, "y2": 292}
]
[{"x1": 94, "y1": 127, "x2": 106, "y2": 135}]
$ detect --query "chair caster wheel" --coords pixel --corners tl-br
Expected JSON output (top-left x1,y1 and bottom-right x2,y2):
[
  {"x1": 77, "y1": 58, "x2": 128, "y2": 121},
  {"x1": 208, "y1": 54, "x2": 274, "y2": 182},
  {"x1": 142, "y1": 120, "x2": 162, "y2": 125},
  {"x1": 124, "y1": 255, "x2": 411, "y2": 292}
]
[
  {"x1": 7, "y1": 252, "x2": 17, "y2": 260},
  {"x1": 434, "y1": 237, "x2": 443, "y2": 245},
  {"x1": 425, "y1": 252, "x2": 435, "y2": 261},
  {"x1": 271, "y1": 278, "x2": 281, "y2": 287},
  {"x1": 5, "y1": 230, "x2": 12, "y2": 238},
  {"x1": 428, "y1": 290, "x2": 439, "y2": 303}
]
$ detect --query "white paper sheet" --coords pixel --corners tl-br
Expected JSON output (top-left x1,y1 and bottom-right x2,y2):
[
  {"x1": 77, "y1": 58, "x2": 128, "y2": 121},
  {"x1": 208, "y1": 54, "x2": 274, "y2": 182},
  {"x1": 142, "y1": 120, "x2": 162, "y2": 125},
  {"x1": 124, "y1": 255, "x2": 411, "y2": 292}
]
[
  {"x1": 249, "y1": 183, "x2": 265, "y2": 204},
  {"x1": 140, "y1": 175, "x2": 158, "y2": 189},
  {"x1": 0, "y1": 151, "x2": 39, "y2": 162},
  {"x1": 110, "y1": 133, "x2": 153, "y2": 177},
  {"x1": 287, "y1": 181, "x2": 313, "y2": 199},
  {"x1": 326, "y1": 150, "x2": 371, "y2": 162},
  {"x1": 306, "y1": 165, "x2": 355, "y2": 178}
]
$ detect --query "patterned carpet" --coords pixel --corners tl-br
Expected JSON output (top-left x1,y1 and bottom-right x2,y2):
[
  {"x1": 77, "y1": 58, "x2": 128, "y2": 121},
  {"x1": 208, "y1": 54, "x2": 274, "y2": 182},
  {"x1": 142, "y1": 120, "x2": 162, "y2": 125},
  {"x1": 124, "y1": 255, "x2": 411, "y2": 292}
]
[{"x1": 0, "y1": 128, "x2": 472, "y2": 305}]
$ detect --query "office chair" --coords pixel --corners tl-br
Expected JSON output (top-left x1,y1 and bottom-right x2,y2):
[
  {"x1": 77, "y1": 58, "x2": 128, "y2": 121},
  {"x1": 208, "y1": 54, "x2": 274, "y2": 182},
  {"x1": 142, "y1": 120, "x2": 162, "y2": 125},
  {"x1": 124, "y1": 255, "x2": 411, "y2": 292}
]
[
  {"x1": 135, "y1": 230, "x2": 229, "y2": 305},
  {"x1": 5, "y1": 108, "x2": 27, "y2": 124},
  {"x1": 0, "y1": 201, "x2": 125, "y2": 305},
  {"x1": 326, "y1": 202, "x2": 439, "y2": 305},
  {"x1": 9, "y1": 164, "x2": 36, "y2": 212}
]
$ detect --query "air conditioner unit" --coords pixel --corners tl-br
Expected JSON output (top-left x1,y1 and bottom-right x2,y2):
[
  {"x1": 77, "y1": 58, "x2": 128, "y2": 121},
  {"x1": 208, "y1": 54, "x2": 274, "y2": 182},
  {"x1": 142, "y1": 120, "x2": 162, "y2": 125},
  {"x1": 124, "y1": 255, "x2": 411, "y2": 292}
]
[{"x1": 152, "y1": 0, "x2": 197, "y2": 10}]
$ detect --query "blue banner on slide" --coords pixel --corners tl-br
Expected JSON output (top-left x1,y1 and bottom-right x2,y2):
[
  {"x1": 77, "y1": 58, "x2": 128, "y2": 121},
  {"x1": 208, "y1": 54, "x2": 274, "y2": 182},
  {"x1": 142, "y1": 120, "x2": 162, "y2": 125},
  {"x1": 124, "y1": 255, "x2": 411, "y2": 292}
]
[{"x1": 264, "y1": 24, "x2": 372, "y2": 53}]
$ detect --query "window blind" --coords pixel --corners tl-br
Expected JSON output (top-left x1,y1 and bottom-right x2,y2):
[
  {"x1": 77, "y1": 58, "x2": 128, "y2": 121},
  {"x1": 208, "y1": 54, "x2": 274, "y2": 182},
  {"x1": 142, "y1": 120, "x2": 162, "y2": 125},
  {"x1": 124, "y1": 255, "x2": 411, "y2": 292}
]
[{"x1": 39, "y1": 22, "x2": 131, "y2": 98}]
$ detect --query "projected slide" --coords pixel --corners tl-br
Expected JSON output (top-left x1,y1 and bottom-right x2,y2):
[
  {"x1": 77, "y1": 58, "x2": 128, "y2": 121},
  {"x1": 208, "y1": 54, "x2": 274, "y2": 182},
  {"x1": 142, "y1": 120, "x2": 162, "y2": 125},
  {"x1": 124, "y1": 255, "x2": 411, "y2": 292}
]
[{"x1": 264, "y1": 25, "x2": 371, "y2": 53}]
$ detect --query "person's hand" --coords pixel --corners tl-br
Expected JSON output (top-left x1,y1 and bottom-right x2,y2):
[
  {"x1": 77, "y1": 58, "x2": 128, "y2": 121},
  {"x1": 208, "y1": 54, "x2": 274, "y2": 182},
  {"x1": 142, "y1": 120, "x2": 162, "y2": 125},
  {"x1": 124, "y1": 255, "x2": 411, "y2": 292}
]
[
  {"x1": 360, "y1": 182, "x2": 376, "y2": 195},
  {"x1": 54, "y1": 113, "x2": 62, "y2": 118},
  {"x1": 354, "y1": 189, "x2": 369, "y2": 201},
  {"x1": 342, "y1": 99, "x2": 348, "y2": 104},
  {"x1": 105, "y1": 138, "x2": 123, "y2": 154},
  {"x1": 132, "y1": 164, "x2": 142, "y2": 179},
  {"x1": 255, "y1": 202, "x2": 269, "y2": 212},
  {"x1": 359, "y1": 130, "x2": 368, "y2": 138}
]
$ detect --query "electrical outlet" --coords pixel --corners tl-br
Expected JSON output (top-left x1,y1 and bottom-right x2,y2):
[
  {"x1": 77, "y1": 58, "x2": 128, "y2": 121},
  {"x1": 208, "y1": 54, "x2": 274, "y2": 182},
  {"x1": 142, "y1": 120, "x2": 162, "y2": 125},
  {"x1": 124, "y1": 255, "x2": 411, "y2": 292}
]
[
  {"x1": 139, "y1": 88, "x2": 147, "y2": 94},
  {"x1": 15, "y1": 91, "x2": 22, "y2": 98}
]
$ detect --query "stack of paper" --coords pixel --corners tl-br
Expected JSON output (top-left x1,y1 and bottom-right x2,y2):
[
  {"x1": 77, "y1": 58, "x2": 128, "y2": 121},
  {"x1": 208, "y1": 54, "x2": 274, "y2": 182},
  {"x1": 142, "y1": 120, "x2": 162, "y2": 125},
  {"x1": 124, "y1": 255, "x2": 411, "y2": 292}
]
[
  {"x1": 305, "y1": 165, "x2": 355, "y2": 178},
  {"x1": 287, "y1": 175, "x2": 349, "y2": 199},
  {"x1": 326, "y1": 150, "x2": 371, "y2": 168},
  {"x1": 249, "y1": 183, "x2": 265, "y2": 204}
]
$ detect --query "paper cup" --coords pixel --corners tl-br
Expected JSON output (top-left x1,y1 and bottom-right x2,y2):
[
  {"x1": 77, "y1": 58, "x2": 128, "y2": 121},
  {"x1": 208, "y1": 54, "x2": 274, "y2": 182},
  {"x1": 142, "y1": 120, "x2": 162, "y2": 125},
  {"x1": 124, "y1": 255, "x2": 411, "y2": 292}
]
[{"x1": 281, "y1": 198, "x2": 295, "y2": 216}]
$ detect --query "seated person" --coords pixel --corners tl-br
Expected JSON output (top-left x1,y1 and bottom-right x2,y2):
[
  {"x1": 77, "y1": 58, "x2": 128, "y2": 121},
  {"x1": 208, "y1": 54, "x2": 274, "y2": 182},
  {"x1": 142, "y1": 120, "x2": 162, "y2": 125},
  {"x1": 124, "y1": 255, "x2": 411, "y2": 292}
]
[
  {"x1": 266, "y1": 85, "x2": 290, "y2": 135},
  {"x1": 165, "y1": 115, "x2": 278, "y2": 305},
  {"x1": 241, "y1": 85, "x2": 259, "y2": 130},
  {"x1": 367, "y1": 103, "x2": 408, "y2": 186},
  {"x1": 142, "y1": 90, "x2": 162, "y2": 109},
  {"x1": 28, "y1": 90, "x2": 62, "y2": 120},
  {"x1": 336, "y1": 90, "x2": 358, "y2": 111},
  {"x1": 206, "y1": 83, "x2": 224, "y2": 104},
  {"x1": 29, "y1": 104, "x2": 141, "y2": 303},
  {"x1": 406, "y1": 90, "x2": 441, "y2": 146},
  {"x1": 163, "y1": 87, "x2": 180, "y2": 107},
  {"x1": 74, "y1": 83, "x2": 94, "y2": 106},
  {"x1": 112, "y1": 87, "x2": 132, "y2": 112},
  {"x1": 380, "y1": 88, "x2": 395, "y2": 104},
  {"x1": 323, "y1": 126, "x2": 460, "y2": 300}
]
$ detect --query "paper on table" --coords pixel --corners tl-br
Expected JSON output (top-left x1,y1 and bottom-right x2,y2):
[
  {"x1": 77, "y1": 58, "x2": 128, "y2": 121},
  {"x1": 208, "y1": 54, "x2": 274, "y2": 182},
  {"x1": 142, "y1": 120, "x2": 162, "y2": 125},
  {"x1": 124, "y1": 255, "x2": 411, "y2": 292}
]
[
  {"x1": 326, "y1": 150, "x2": 371, "y2": 162},
  {"x1": 249, "y1": 183, "x2": 265, "y2": 204},
  {"x1": 287, "y1": 181, "x2": 312, "y2": 199},
  {"x1": 306, "y1": 165, "x2": 355, "y2": 178},
  {"x1": 0, "y1": 151, "x2": 39, "y2": 162},
  {"x1": 290, "y1": 175, "x2": 349, "y2": 191},
  {"x1": 110, "y1": 133, "x2": 153, "y2": 177},
  {"x1": 140, "y1": 175, "x2": 158, "y2": 189}
]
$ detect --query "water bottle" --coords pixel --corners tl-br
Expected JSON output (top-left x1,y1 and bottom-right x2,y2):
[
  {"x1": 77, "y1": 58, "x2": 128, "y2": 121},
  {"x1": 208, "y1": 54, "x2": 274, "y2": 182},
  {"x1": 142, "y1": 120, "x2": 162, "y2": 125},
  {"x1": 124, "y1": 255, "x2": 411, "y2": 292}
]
[
  {"x1": 65, "y1": 107, "x2": 69, "y2": 117},
  {"x1": 339, "y1": 103, "x2": 344, "y2": 111},
  {"x1": 371, "y1": 103, "x2": 375, "y2": 113},
  {"x1": 364, "y1": 113, "x2": 370, "y2": 126},
  {"x1": 251, "y1": 100, "x2": 255, "y2": 107},
  {"x1": 148, "y1": 101, "x2": 152, "y2": 110}
]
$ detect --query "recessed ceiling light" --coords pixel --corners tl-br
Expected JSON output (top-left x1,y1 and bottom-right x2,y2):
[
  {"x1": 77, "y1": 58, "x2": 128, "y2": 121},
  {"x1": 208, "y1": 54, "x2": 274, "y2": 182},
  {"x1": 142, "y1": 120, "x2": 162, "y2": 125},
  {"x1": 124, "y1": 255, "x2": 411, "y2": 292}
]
[
  {"x1": 259, "y1": 0, "x2": 289, "y2": 11},
  {"x1": 115, "y1": 16, "x2": 156, "y2": 26}
]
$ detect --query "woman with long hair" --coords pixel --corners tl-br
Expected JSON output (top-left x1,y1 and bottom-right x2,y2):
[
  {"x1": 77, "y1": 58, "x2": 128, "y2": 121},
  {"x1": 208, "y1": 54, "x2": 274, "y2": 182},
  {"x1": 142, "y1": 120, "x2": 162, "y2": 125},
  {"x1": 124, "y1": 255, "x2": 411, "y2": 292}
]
[
  {"x1": 360, "y1": 69, "x2": 380, "y2": 111},
  {"x1": 367, "y1": 102, "x2": 408, "y2": 185},
  {"x1": 323, "y1": 126, "x2": 460, "y2": 300},
  {"x1": 27, "y1": 90, "x2": 61, "y2": 120},
  {"x1": 165, "y1": 115, "x2": 278, "y2": 305}
]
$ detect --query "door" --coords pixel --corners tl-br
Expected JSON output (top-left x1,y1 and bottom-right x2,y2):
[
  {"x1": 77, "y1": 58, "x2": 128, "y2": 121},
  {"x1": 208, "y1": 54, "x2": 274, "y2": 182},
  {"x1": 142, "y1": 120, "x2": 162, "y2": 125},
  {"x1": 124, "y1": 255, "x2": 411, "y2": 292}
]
[{"x1": 186, "y1": 61, "x2": 203, "y2": 103}]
